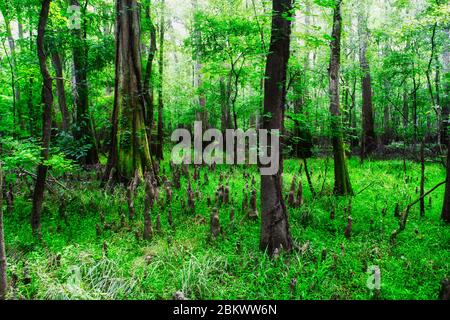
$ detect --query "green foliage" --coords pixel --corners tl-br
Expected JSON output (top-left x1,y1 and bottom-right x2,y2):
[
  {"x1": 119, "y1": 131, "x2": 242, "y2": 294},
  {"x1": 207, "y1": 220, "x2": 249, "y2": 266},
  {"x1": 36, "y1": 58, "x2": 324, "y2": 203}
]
[
  {"x1": 55, "y1": 131, "x2": 93, "y2": 162},
  {"x1": 0, "y1": 137, "x2": 40, "y2": 171},
  {"x1": 0, "y1": 136, "x2": 75, "y2": 177},
  {"x1": 3, "y1": 159, "x2": 448, "y2": 300}
]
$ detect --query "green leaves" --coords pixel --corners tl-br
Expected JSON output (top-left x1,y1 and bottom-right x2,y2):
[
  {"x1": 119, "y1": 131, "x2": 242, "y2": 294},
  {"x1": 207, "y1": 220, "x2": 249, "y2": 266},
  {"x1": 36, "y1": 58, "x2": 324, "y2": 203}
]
[
  {"x1": 0, "y1": 137, "x2": 40, "y2": 172},
  {"x1": 0, "y1": 136, "x2": 76, "y2": 177},
  {"x1": 43, "y1": 152, "x2": 75, "y2": 176},
  {"x1": 187, "y1": 11, "x2": 262, "y2": 62},
  {"x1": 55, "y1": 130, "x2": 93, "y2": 162},
  {"x1": 313, "y1": 0, "x2": 337, "y2": 9}
]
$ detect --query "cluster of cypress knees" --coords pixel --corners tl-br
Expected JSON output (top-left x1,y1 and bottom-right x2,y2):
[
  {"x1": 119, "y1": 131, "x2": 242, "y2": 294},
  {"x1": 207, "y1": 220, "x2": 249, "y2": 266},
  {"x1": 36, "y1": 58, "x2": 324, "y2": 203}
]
[
  {"x1": 107, "y1": 163, "x2": 263, "y2": 243},
  {"x1": 100, "y1": 161, "x2": 360, "y2": 246}
]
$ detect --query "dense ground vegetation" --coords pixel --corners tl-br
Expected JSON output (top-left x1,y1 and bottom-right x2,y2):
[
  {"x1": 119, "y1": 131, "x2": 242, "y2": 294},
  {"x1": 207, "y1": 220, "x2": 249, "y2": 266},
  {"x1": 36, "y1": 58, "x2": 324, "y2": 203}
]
[{"x1": 1, "y1": 158, "x2": 449, "y2": 299}]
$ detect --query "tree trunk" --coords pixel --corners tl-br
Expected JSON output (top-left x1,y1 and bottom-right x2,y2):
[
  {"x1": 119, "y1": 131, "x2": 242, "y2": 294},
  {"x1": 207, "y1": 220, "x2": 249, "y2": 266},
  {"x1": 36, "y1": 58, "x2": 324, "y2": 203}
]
[
  {"x1": 349, "y1": 76, "x2": 357, "y2": 148},
  {"x1": 0, "y1": 163, "x2": 7, "y2": 300},
  {"x1": 51, "y1": 52, "x2": 70, "y2": 131},
  {"x1": 294, "y1": 2, "x2": 312, "y2": 158},
  {"x1": 260, "y1": 0, "x2": 294, "y2": 256},
  {"x1": 0, "y1": 2, "x2": 24, "y2": 133},
  {"x1": 435, "y1": 57, "x2": 441, "y2": 145},
  {"x1": 27, "y1": 15, "x2": 35, "y2": 136},
  {"x1": 31, "y1": 0, "x2": 52, "y2": 236},
  {"x1": 156, "y1": 0, "x2": 165, "y2": 160},
  {"x1": 420, "y1": 141, "x2": 425, "y2": 217},
  {"x1": 143, "y1": 0, "x2": 157, "y2": 140},
  {"x1": 425, "y1": 23, "x2": 437, "y2": 143},
  {"x1": 192, "y1": 0, "x2": 208, "y2": 132},
  {"x1": 441, "y1": 27, "x2": 449, "y2": 146},
  {"x1": 382, "y1": 79, "x2": 392, "y2": 145},
  {"x1": 358, "y1": 9, "x2": 376, "y2": 157},
  {"x1": 328, "y1": 0, "x2": 353, "y2": 196},
  {"x1": 412, "y1": 75, "x2": 418, "y2": 149},
  {"x1": 71, "y1": 0, "x2": 99, "y2": 165},
  {"x1": 403, "y1": 86, "x2": 409, "y2": 129},
  {"x1": 104, "y1": 0, "x2": 153, "y2": 184},
  {"x1": 220, "y1": 77, "x2": 229, "y2": 133},
  {"x1": 442, "y1": 140, "x2": 450, "y2": 224}
]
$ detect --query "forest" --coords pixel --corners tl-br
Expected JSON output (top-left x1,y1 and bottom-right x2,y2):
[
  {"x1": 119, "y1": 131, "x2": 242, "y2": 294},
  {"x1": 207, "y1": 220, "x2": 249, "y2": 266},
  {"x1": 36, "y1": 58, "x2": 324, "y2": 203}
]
[{"x1": 0, "y1": 0, "x2": 449, "y2": 301}]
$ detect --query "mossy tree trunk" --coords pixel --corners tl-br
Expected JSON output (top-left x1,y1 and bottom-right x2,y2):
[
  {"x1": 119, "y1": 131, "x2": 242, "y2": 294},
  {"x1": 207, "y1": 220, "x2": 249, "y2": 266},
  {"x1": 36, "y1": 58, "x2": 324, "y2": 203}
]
[
  {"x1": 104, "y1": 0, "x2": 153, "y2": 183},
  {"x1": 143, "y1": 0, "x2": 157, "y2": 140},
  {"x1": 328, "y1": 0, "x2": 353, "y2": 196},
  {"x1": 259, "y1": 0, "x2": 294, "y2": 256}
]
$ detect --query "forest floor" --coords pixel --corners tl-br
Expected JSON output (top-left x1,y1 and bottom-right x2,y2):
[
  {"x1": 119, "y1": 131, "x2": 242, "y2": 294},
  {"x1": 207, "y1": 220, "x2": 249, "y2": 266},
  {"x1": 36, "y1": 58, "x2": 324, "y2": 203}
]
[{"x1": 3, "y1": 157, "x2": 449, "y2": 300}]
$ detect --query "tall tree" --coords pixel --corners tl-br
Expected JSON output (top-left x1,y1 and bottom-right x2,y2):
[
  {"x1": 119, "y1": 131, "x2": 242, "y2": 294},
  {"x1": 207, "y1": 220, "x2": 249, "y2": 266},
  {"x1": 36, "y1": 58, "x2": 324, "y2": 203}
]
[
  {"x1": 31, "y1": 0, "x2": 53, "y2": 235},
  {"x1": 71, "y1": 0, "x2": 99, "y2": 165},
  {"x1": 441, "y1": 27, "x2": 449, "y2": 145},
  {"x1": 358, "y1": 5, "x2": 376, "y2": 157},
  {"x1": 27, "y1": 14, "x2": 36, "y2": 136},
  {"x1": 104, "y1": 0, "x2": 153, "y2": 183},
  {"x1": 328, "y1": 0, "x2": 352, "y2": 195},
  {"x1": 260, "y1": 0, "x2": 294, "y2": 256},
  {"x1": 156, "y1": 0, "x2": 165, "y2": 160},
  {"x1": 0, "y1": 163, "x2": 7, "y2": 300},
  {"x1": 192, "y1": 0, "x2": 208, "y2": 132}
]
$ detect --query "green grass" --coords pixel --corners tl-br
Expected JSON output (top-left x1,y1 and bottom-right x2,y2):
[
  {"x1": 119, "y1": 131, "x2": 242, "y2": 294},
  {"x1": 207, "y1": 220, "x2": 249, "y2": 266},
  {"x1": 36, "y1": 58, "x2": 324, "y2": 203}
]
[{"x1": 3, "y1": 157, "x2": 450, "y2": 300}]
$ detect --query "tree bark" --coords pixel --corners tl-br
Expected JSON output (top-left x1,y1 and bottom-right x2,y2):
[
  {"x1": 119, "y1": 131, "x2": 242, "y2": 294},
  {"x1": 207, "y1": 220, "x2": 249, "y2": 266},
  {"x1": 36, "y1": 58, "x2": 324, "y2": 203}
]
[
  {"x1": 156, "y1": 0, "x2": 165, "y2": 160},
  {"x1": 412, "y1": 74, "x2": 419, "y2": 148},
  {"x1": 260, "y1": 0, "x2": 294, "y2": 256},
  {"x1": 31, "y1": 0, "x2": 53, "y2": 235},
  {"x1": 220, "y1": 77, "x2": 229, "y2": 133},
  {"x1": 328, "y1": 0, "x2": 353, "y2": 196},
  {"x1": 104, "y1": 0, "x2": 153, "y2": 183},
  {"x1": 358, "y1": 8, "x2": 376, "y2": 157},
  {"x1": 0, "y1": 163, "x2": 7, "y2": 300},
  {"x1": 27, "y1": 15, "x2": 35, "y2": 136},
  {"x1": 71, "y1": 0, "x2": 99, "y2": 165},
  {"x1": 441, "y1": 27, "x2": 449, "y2": 145},
  {"x1": 435, "y1": 57, "x2": 441, "y2": 145},
  {"x1": 403, "y1": 86, "x2": 409, "y2": 129},
  {"x1": 382, "y1": 79, "x2": 392, "y2": 145},
  {"x1": 420, "y1": 141, "x2": 425, "y2": 217},
  {"x1": 51, "y1": 52, "x2": 71, "y2": 131},
  {"x1": 143, "y1": 0, "x2": 157, "y2": 140},
  {"x1": 442, "y1": 140, "x2": 450, "y2": 224},
  {"x1": 192, "y1": 0, "x2": 208, "y2": 132}
]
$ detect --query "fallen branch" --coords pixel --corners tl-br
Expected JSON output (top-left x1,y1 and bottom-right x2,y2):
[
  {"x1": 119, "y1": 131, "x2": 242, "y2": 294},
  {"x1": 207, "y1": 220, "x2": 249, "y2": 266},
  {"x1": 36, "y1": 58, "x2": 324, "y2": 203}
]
[
  {"x1": 18, "y1": 169, "x2": 69, "y2": 195},
  {"x1": 303, "y1": 158, "x2": 316, "y2": 198},
  {"x1": 390, "y1": 179, "x2": 447, "y2": 243},
  {"x1": 319, "y1": 157, "x2": 330, "y2": 196},
  {"x1": 355, "y1": 180, "x2": 377, "y2": 196},
  {"x1": 47, "y1": 171, "x2": 69, "y2": 190},
  {"x1": 20, "y1": 168, "x2": 68, "y2": 191}
]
